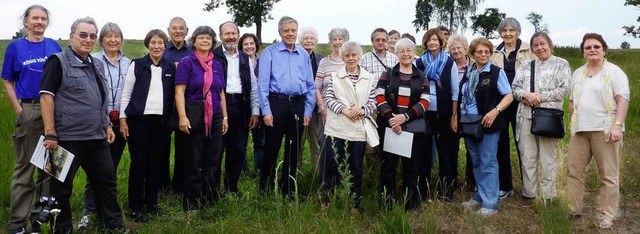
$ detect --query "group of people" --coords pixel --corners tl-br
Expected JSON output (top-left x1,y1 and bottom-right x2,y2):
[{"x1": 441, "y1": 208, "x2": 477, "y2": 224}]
[{"x1": 3, "y1": 4, "x2": 630, "y2": 233}]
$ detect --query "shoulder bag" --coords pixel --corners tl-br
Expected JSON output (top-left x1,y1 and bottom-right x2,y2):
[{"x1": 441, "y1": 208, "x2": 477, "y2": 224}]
[
  {"x1": 338, "y1": 75, "x2": 379, "y2": 147},
  {"x1": 529, "y1": 60, "x2": 565, "y2": 138},
  {"x1": 459, "y1": 114, "x2": 484, "y2": 139}
]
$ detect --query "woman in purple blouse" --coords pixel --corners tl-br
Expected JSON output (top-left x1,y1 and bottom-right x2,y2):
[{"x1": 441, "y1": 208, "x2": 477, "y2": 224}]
[{"x1": 174, "y1": 25, "x2": 228, "y2": 213}]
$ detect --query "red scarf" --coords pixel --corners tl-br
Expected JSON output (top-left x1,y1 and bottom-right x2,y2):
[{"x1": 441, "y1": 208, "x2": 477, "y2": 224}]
[{"x1": 195, "y1": 51, "x2": 214, "y2": 136}]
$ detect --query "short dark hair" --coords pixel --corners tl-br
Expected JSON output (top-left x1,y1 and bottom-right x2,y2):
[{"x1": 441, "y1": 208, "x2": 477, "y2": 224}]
[
  {"x1": 239, "y1": 33, "x2": 261, "y2": 52},
  {"x1": 370, "y1": 28, "x2": 388, "y2": 42},
  {"x1": 388, "y1": 30, "x2": 400, "y2": 37},
  {"x1": 580, "y1": 33, "x2": 608, "y2": 55},
  {"x1": 530, "y1": 32, "x2": 554, "y2": 54},
  {"x1": 436, "y1": 26, "x2": 450, "y2": 34},
  {"x1": 144, "y1": 29, "x2": 168, "y2": 49},
  {"x1": 189, "y1": 26, "x2": 217, "y2": 52},
  {"x1": 469, "y1": 37, "x2": 493, "y2": 56},
  {"x1": 22, "y1": 5, "x2": 50, "y2": 29},
  {"x1": 401, "y1": 33, "x2": 416, "y2": 44},
  {"x1": 421, "y1": 28, "x2": 445, "y2": 51}
]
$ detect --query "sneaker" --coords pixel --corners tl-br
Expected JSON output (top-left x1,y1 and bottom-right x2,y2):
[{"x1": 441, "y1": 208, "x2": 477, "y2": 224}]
[
  {"x1": 77, "y1": 215, "x2": 90, "y2": 230},
  {"x1": 598, "y1": 215, "x2": 614, "y2": 229},
  {"x1": 10, "y1": 227, "x2": 26, "y2": 234},
  {"x1": 477, "y1": 208, "x2": 498, "y2": 216},
  {"x1": 521, "y1": 196, "x2": 534, "y2": 207},
  {"x1": 462, "y1": 199, "x2": 481, "y2": 209},
  {"x1": 499, "y1": 190, "x2": 514, "y2": 200},
  {"x1": 131, "y1": 212, "x2": 149, "y2": 223}
]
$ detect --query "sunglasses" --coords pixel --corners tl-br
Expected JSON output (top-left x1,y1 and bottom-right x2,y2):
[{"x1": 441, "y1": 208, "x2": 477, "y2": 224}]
[
  {"x1": 584, "y1": 45, "x2": 602, "y2": 50},
  {"x1": 75, "y1": 32, "x2": 98, "y2": 40}
]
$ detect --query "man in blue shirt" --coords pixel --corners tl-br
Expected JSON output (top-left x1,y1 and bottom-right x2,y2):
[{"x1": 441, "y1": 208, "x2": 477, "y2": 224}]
[
  {"x1": 161, "y1": 16, "x2": 192, "y2": 195},
  {"x1": 258, "y1": 16, "x2": 315, "y2": 199}
]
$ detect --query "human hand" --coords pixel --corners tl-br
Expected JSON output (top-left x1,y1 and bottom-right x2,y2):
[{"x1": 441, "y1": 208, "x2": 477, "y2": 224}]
[
  {"x1": 263, "y1": 114, "x2": 273, "y2": 127},
  {"x1": 303, "y1": 116, "x2": 311, "y2": 126},
  {"x1": 389, "y1": 113, "x2": 407, "y2": 128},
  {"x1": 179, "y1": 116, "x2": 191, "y2": 134},
  {"x1": 248, "y1": 115, "x2": 259, "y2": 130},
  {"x1": 450, "y1": 115, "x2": 458, "y2": 133},
  {"x1": 222, "y1": 118, "x2": 229, "y2": 135},
  {"x1": 119, "y1": 119, "x2": 129, "y2": 140},
  {"x1": 610, "y1": 126, "x2": 623, "y2": 143},
  {"x1": 482, "y1": 109, "x2": 498, "y2": 128},
  {"x1": 106, "y1": 126, "x2": 115, "y2": 144}
]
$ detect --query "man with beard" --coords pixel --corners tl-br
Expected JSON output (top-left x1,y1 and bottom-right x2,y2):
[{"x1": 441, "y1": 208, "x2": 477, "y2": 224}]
[
  {"x1": 258, "y1": 16, "x2": 315, "y2": 199},
  {"x1": 213, "y1": 21, "x2": 259, "y2": 194}
]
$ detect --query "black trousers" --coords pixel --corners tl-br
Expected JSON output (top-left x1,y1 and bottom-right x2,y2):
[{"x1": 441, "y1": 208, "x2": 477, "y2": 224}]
[
  {"x1": 496, "y1": 101, "x2": 521, "y2": 192},
  {"x1": 127, "y1": 115, "x2": 169, "y2": 211},
  {"x1": 321, "y1": 137, "x2": 366, "y2": 208},
  {"x1": 159, "y1": 131, "x2": 183, "y2": 194},
  {"x1": 219, "y1": 96, "x2": 250, "y2": 193},
  {"x1": 251, "y1": 120, "x2": 266, "y2": 172},
  {"x1": 426, "y1": 111, "x2": 459, "y2": 200},
  {"x1": 83, "y1": 126, "x2": 126, "y2": 215},
  {"x1": 51, "y1": 139, "x2": 123, "y2": 231},
  {"x1": 379, "y1": 130, "x2": 431, "y2": 210},
  {"x1": 177, "y1": 113, "x2": 223, "y2": 211},
  {"x1": 259, "y1": 96, "x2": 304, "y2": 195}
]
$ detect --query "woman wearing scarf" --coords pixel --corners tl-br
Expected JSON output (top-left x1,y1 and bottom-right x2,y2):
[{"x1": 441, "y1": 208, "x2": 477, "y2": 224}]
[
  {"x1": 118, "y1": 29, "x2": 173, "y2": 222},
  {"x1": 415, "y1": 28, "x2": 459, "y2": 202},
  {"x1": 567, "y1": 33, "x2": 629, "y2": 229},
  {"x1": 459, "y1": 38, "x2": 513, "y2": 216},
  {"x1": 175, "y1": 26, "x2": 228, "y2": 213}
]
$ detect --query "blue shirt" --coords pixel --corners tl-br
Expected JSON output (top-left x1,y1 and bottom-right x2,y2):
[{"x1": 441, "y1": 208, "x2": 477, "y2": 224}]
[
  {"x1": 92, "y1": 50, "x2": 131, "y2": 111},
  {"x1": 2, "y1": 37, "x2": 62, "y2": 99},
  {"x1": 163, "y1": 41, "x2": 193, "y2": 65},
  {"x1": 428, "y1": 63, "x2": 459, "y2": 111},
  {"x1": 257, "y1": 42, "x2": 316, "y2": 117},
  {"x1": 461, "y1": 61, "x2": 511, "y2": 115}
]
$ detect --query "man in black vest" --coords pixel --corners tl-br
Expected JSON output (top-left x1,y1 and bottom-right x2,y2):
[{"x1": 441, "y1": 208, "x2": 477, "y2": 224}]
[{"x1": 213, "y1": 21, "x2": 260, "y2": 194}]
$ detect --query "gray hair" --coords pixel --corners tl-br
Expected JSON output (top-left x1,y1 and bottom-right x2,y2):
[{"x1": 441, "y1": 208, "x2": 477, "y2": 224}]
[
  {"x1": 298, "y1": 26, "x2": 318, "y2": 44},
  {"x1": 22, "y1": 4, "x2": 50, "y2": 29},
  {"x1": 339, "y1": 41, "x2": 363, "y2": 58},
  {"x1": 447, "y1": 34, "x2": 469, "y2": 51},
  {"x1": 328, "y1": 27, "x2": 350, "y2": 42},
  {"x1": 98, "y1": 22, "x2": 123, "y2": 48},
  {"x1": 169, "y1": 17, "x2": 187, "y2": 27},
  {"x1": 394, "y1": 38, "x2": 416, "y2": 55},
  {"x1": 219, "y1": 21, "x2": 239, "y2": 34},
  {"x1": 70, "y1": 16, "x2": 98, "y2": 34},
  {"x1": 278, "y1": 16, "x2": 298, "y2": 32},
  {"x1": 189, "y1": 26, "x2": 217, "y2": 52},
  {"x1": 498, "y1": 17, "x2": 522, "y2": 38},
  {"x1": 370, "y1": 28, "x2": 388, "y2": 42}
]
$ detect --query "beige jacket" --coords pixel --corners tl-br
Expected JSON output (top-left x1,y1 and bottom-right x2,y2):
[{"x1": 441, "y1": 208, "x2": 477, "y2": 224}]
[
  {"x1": 490, "y1": 41, "x2": 536, "y2": 71},
  {"x1": 324, "y1": 67, "x2": 377, "y2": 142}
]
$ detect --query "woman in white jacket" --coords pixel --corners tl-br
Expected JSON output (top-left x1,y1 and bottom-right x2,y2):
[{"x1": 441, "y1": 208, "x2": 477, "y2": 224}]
[{"x1": 321, "y1": 41, "x2": 377, "y2": 213}]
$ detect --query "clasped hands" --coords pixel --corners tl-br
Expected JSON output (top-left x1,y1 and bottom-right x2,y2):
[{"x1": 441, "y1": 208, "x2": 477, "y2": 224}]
[
  {"x1": 389, "y1": 113, "x2": 407, "y2": 135},
  {"x1": 341, "y1": 106, "x2": 364, "y2": 122},
  {"x1": 522, "y1": 92, "x2": 543, "y2": 107}
]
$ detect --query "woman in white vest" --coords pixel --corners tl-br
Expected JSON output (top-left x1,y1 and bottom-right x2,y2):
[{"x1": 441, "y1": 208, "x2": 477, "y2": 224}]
[{"x1": 321, "y1": 41, "x2": 377, "y2": 214}]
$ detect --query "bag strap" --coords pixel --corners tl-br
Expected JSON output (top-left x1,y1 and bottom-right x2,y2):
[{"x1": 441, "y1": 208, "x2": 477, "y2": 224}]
[
  {"x1": 372, "y1": 52, "x2": 389, "y2": 71},
  {"x1": 530, "y1": 60, "x2": 535, "y2": 114}
]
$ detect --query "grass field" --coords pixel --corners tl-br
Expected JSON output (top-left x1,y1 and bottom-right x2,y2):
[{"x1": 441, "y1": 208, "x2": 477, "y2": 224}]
[{"x1": 0, "y1": 39, "x2": 638, "y2": 233}]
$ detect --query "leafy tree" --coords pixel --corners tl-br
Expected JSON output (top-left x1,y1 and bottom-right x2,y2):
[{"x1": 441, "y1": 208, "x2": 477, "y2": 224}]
[
  {"x1": 526, "y1": 12, "x2": 549, "y2": 33},
  {"x1": 470, "y1": 8, "x2": 506, "y2": 39},
  {"x1": 12, "y1": 28, "x2": 26, "y2": 39},
  {"x1": 413, "y1": 0, "x2": 484, "y2": 33},
  {"x1": 203, "y1": 0, "x2": 281, "y2": 42},
  {"x1": 623, "y1": 0, "x2": 640, "y2": 37},
  {"x1": 621, "y1": 41, "x2": 631, "y2": 49}
]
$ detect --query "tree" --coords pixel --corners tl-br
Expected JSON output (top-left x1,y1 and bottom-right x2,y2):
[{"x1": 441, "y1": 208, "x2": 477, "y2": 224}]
[
  {"x1": 413, "y1": 0, "x2": 484, "y2": 34},
  {"x1": 621, "y1": 41, "x2": 631, "y2": 49},
  {"x1": 526, "y1": 12, "x2": 549, "y2": 33},
  {"x1": 203, "y1": 0, "x2": 281, "y2": 42},
  {"x1": 470, "y1": 8, "x2": 506, "y2": 39},
  {"x1": 11, "y1": 28, "x2": 26, "y2": 39},
  {"x1": 623, "y1": 0, "x2": 640, "y2": 38}
]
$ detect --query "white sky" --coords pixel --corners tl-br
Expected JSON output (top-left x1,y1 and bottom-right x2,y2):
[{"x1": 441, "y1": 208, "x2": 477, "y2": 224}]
[{"x1": 1, "y1": 0, "x2": 639, "y2": 49}]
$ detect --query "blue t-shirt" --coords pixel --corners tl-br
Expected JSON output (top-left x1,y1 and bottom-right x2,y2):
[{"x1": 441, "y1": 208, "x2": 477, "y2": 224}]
[{"x1": 2, "y1": 37, "x2": 62, "y2": 99}]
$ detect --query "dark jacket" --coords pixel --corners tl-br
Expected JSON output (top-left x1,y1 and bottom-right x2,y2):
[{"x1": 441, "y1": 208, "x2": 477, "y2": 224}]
[
  {"x1": 458, "y1": 64, "x2": 507, "y2": 133},
  {"x1": 124, "y1": 54, "x2": 176, "y2": 123},
  {"x1": 311, "y1": 51, "x2": 323, "y2": 76},
  {"x1": 377, "y1": 63, "x2": 427, "y2": 127},
  {"x1": 416, "y1": 56, "x2": 455, "y2": 118},
  {"x1": 213, "y1": 45, "x2": 252, "y2": 124}
]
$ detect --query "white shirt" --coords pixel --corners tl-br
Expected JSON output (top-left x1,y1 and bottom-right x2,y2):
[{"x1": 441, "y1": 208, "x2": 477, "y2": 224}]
[
  {"x1": 119, "y1": 62, "x2": 164, "y2": 118},
  {"x1": 223, "y1": 47, "x2": 242, "y2": 94}
]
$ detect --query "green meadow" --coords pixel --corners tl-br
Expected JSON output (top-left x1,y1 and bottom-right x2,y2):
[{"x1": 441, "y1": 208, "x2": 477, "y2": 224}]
[{"x1": 0, "y1": 39, "x2": 638, "y2": 233}]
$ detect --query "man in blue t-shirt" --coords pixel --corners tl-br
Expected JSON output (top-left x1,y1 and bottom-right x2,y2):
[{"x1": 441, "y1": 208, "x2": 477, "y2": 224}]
[{"x1": 1, "y1": 5, "x2": 61, "y2": 234}]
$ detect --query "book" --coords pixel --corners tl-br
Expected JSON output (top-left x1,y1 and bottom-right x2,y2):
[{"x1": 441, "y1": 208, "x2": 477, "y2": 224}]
[{"x1": 30, "y1": 135, "x2": 75, "y2": 182}]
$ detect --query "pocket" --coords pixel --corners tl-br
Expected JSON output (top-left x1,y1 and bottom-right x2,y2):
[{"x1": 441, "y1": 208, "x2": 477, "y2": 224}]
[{"x1": 64, "y1": 75, "x2": 88, "y2": 92}]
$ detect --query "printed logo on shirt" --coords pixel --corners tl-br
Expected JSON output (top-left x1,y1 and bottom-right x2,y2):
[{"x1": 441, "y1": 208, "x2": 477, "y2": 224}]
[{"x1": 22, "y1": 56, "x2": 48, "y2": 66}]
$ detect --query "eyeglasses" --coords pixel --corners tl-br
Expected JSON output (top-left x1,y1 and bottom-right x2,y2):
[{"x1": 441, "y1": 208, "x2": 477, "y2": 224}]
[
  {"x1": 584, "y1": 45, "x2": 602, "y2": 50},
  {"x1": 75, "y1": 32, "x2": 98, "y2": 40},
  {"x1": 532, "y1": 42, "x2": 548, "y2": 48},
  {"x1": 474, "y1": 50, "x2": 491, "y2": 55}
]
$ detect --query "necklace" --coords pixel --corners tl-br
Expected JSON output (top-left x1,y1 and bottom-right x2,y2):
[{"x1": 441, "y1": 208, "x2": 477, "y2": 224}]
[{"x1": 586, "y1": 61, "x2": 604, "y2": 78}]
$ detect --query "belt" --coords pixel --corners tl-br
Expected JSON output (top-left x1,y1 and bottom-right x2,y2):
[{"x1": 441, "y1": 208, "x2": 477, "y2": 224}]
[
  {"x1": 20, "y1": 99, "x2": 40, "y2": 104},
  {"x1": 269, "y1": 93, "x2": 304, "y2": 102},
  {"x1": 226, "y1": 93, "x2": 244, "y2": 99}
]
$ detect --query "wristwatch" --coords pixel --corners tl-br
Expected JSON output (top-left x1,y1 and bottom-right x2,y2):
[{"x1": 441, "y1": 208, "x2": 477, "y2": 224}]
[{"x1": 495, "y1": 106, "x2": 501, "y2": 113}]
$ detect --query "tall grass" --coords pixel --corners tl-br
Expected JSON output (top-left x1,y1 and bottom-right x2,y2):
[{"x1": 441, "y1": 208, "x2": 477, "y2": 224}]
[{"x1": 0, "y1": 40, "x2": 638, "y2": 233}]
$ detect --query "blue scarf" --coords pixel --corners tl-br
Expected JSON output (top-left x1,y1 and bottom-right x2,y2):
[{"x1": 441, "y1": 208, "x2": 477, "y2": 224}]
[{"x1": 421, "y1": 49, "x2": 450, "y2": 81}]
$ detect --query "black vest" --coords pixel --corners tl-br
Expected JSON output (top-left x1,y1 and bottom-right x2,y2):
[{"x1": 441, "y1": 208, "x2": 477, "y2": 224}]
[
  {"x1": 416, "y1": 56, "x2": 455, "y2": 117},
  {"x1": 124, "y1": 54, "x2": 175, "y2": 122},
  {"x1": 458, "y1": 64, "x2": 507, "y2": 133},
  {"x1": 213, "y1": 46, "x2": 252, "y2": 123},
  {"x1": 378, "y1": 63, "x2": 426, "y2": 127}
]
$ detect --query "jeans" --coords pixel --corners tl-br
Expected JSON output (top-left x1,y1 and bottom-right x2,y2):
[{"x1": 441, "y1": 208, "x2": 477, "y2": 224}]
[{"x1": 465, "y1": 132, "x2": 500, "y2": 210}]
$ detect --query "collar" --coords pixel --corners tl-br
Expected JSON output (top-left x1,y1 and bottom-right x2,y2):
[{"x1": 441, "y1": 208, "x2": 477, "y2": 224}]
[
  {"x1": 95, "y1": 50, "x2": 124, "y2": 65},
  {"x1": 168, "y1": 41, "x2": 188, "y2": 50},
  {"x1": 337, "y1": 65, "x2": 371, "y2": 80},
  {"x1": 222, "y1": 45, "x2": 239, "y2": 58},
  {"x1": 372, "y1": 49, "x2": 387, "y2": 58},
  {"x1": 276, "y1": 42, "x2": 301, "y2": 53},
  {"x1": 66, "y1": 46, "x2": 92, "y2": 64}
]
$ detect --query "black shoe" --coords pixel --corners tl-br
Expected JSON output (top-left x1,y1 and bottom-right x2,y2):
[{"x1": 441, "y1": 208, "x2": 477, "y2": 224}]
[
  {"x1": 31, "y1": 219, "x2": 42, "y2": 233},
  {"x1": 148, "y1": 206, "x2": 167, "y2": 216},
  {"x1": 10, "y1": 227, "x2": 25, "y2": 234},
  {"x1": 131, "y1": 212, "x2": 149, "y2": 223}
]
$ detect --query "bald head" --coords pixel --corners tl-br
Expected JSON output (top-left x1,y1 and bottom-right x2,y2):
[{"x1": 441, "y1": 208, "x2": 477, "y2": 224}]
[{"x1": 168, "y1": 16, "x2": 188, "y2": 48}]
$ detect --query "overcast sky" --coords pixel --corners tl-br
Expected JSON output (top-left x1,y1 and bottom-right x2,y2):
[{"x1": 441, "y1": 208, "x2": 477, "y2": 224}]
[{"x1": 1, "y1": 0, "x2": 639, "y2": 49}]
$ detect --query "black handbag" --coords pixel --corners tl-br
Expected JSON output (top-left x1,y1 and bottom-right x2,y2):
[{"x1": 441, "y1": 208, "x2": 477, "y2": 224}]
[
  {"x1": 459, "y1": 114, "x2": 484, "y2": 139},
  {"x1": 529, "y1": 61, "x2": 565, "y2": 138},
  {"x1": 403, "y1": 117, "x2": 431, "y2": 135}
]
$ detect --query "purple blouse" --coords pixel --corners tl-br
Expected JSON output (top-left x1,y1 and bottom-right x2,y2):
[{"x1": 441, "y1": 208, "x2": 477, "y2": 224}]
[{"x1": 175, "y1": 53, "x2": 225, "y2": 114}]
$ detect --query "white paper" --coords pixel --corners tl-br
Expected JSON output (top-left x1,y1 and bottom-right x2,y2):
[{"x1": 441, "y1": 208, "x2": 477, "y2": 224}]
[
  {"x1": 30, "y1": 135, "x2": 75, "y2": 182},
  {"x1": 383, "y1": 127, "x2": 413, "y2": 158}
]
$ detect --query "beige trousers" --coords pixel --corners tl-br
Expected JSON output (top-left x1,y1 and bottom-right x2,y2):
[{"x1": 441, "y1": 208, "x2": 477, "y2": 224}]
[
  {"x1": 567, "y1": 131, "x2": 622, "y2": 219},
  {"x1": 518, "y1": 118, "x2": 559, "y2": 199}
]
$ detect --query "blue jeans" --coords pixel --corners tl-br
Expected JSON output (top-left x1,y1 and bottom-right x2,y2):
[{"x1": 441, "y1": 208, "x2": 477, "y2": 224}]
[{"x1": 465, "y1": 132, "x2": 500, "y2": 210}]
